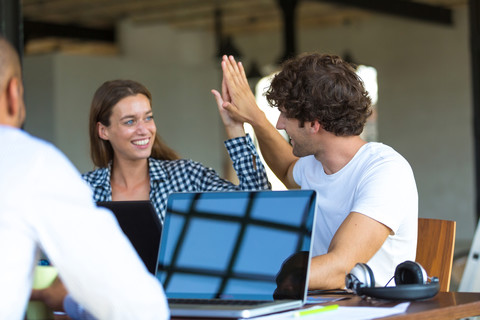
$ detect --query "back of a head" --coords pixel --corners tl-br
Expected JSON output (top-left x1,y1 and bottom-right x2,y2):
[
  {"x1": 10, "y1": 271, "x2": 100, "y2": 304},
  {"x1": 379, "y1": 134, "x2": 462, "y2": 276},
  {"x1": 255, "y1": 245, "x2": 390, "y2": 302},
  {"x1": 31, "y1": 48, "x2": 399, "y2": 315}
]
[
  {"x1": 0, "y1": 35, "x2": 21, "y2": 93},
  {"x1": 266, "y1": 53, "x2": 372, "y2": 136},
  {"x1": 0, "y1": 35, "x2": 24, "y2": 128}
]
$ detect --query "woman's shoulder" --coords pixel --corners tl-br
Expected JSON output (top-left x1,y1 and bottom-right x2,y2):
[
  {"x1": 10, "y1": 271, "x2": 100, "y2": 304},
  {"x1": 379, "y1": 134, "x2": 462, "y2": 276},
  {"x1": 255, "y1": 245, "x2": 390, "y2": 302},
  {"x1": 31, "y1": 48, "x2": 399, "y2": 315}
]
[{"x1": 81, "y1": 167, "x2": 108, "y2": 184}]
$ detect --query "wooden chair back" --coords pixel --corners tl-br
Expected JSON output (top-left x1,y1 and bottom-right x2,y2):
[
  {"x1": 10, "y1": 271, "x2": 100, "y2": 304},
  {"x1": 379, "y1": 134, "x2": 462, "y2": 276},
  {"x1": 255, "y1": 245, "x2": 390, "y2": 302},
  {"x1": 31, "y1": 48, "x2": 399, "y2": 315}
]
[{"x1": 416, "y1": 218, "x2": 456, "y2": 292}]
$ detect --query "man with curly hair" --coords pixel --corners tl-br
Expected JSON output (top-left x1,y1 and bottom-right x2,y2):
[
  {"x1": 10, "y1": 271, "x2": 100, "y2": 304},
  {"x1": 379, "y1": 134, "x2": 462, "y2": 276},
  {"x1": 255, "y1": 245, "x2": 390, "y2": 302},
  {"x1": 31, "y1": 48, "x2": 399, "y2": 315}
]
[{"x1": 212, "y1": 53, "x2": 418, "y2": 290}]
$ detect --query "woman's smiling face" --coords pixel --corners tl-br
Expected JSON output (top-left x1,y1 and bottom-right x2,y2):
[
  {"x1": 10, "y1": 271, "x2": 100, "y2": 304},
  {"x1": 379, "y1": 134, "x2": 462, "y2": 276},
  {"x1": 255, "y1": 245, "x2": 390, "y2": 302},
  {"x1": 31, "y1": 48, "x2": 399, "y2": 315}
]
[{"x1": 98, "y1": 93, "x2": 156, "y2": 163}]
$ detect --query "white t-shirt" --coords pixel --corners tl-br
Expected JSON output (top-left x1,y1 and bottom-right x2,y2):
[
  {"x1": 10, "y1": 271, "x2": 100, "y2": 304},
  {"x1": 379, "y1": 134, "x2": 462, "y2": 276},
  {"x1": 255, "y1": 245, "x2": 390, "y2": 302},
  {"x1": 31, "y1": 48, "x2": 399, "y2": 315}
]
[
  {"x1": 293, "y1": 142, "x2": 418, "y2": 286},
  {"x1": 0, "y1": 126, "x2": 169, "y2": 320}
]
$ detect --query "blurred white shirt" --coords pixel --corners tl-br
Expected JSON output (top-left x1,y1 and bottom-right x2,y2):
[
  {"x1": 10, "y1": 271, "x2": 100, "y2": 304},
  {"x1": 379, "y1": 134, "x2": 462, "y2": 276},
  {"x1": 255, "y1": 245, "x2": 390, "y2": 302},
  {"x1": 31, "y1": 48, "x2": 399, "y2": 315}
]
[{"x1": 0, "y1": 125, "x2": 169, "y2": 320}]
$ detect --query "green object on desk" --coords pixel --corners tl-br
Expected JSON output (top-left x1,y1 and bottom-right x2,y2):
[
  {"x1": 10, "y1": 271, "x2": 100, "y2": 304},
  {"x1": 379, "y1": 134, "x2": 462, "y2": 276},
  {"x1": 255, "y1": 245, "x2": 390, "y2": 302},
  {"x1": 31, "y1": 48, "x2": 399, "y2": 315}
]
[{"x1": 294, "y1": 304, "x2": 339, "y2": 317}]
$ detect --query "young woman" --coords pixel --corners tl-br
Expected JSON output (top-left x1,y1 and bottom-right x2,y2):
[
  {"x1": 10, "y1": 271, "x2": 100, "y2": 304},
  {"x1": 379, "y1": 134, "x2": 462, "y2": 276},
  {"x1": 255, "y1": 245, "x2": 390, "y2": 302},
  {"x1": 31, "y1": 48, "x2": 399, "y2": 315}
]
[{"x1": 82, "y1": 79, "x2": 270, "y2": 222}]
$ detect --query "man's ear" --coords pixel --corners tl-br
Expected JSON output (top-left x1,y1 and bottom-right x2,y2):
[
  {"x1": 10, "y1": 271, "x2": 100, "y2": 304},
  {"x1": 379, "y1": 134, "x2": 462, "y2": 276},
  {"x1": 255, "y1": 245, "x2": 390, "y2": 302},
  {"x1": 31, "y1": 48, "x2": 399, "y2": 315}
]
[
  {"x1": 309, "y1": 120, "x2": 321, "y2": 134},
  {"x1": 97, "y1": 122, "x2": 109, "y2": 140},
  {"x1": 6, "y1": 77, "x2": 21, "y2": 118}
]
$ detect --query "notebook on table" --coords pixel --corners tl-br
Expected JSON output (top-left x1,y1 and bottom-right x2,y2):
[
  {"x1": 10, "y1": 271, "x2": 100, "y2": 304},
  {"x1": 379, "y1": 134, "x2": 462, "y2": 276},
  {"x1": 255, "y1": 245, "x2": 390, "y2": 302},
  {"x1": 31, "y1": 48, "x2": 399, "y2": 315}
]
[
  {"x1": 159, "y1": 190, "x2": 317, "y2": 318},
  {"x1": 96, "y1": 200, "x2": 162, "y2": 275}
]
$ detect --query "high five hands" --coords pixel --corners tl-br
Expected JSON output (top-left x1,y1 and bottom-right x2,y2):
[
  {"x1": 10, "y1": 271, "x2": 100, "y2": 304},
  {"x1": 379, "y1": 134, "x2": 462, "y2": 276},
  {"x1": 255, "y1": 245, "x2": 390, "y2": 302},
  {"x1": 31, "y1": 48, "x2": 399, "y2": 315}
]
[{"x1": 211, "y1": 55, "x2": 265, "y2": 132}]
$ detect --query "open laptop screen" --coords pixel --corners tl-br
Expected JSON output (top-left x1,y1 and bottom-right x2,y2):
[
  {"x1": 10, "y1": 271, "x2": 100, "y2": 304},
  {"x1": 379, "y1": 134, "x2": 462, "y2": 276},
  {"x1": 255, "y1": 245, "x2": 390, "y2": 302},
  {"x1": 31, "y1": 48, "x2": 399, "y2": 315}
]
[
  {"x1": 158, "y1": 190, "x2": 316, "y2": 301},
  {"x1": 97, "y1": 200, "x2": 161, "y2": 275}
]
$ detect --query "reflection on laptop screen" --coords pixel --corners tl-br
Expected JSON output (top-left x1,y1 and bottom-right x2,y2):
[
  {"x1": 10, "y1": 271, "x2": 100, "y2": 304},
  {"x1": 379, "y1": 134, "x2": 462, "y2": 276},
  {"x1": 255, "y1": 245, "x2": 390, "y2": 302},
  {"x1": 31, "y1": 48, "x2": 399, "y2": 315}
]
[{"x1": 158, "y1": 190, "x2": 316, "y2": 301}]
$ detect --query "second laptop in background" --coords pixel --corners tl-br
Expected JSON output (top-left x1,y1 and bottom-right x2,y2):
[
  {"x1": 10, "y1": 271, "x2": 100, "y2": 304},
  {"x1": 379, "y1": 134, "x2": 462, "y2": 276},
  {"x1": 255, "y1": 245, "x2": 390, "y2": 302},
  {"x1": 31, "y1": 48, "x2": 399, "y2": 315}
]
[{"x1": 97, "y1": 200, "x2": 161, "y2": 275}]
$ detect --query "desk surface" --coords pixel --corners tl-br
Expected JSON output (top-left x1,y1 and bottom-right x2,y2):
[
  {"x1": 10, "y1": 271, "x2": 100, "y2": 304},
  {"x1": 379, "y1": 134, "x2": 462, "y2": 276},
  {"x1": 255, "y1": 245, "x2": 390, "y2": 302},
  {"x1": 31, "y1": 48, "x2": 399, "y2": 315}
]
[
  {"x1": 323, "y1": 291, "x2": 480, "y2": 320},
  {"x1": 168, "y1": 292, "x2": 480, "y2": 320},
  {"x1": 52, "y1": 292, "x2": 480, "y2": 320}
]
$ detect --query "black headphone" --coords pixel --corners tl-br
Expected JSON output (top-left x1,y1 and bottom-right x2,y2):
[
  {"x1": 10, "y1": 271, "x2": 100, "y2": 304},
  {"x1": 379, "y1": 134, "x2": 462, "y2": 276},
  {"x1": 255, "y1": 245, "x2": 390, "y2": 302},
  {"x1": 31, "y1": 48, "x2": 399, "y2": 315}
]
[{"x1": 345, "y1": 261, "x2": 440, "y2": 300}]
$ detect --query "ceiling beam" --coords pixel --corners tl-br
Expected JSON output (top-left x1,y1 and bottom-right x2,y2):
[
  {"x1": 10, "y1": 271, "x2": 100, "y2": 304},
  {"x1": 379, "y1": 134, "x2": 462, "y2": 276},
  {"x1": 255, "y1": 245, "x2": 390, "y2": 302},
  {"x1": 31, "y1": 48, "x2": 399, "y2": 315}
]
[
  {"x1": 277, "y1": 0, "x2": 299, "y2": 63},
  {"x1": 24, "y1": 20, "x2": 115, "y2": 43},
  {"x1": 0, "y1": 0, "x2": 23, "y2": 58},
  {"x1": 311, "y1": 0, "x2": 453, "y2": 25}
]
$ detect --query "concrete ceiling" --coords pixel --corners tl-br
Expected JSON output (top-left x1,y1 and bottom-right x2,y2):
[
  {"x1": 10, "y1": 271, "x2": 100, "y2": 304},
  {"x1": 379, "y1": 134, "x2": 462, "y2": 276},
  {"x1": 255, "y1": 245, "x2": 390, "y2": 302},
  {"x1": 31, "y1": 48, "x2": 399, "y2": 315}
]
[{"x1": 21, "y1": 0, "x2": 467, "y2": 54}]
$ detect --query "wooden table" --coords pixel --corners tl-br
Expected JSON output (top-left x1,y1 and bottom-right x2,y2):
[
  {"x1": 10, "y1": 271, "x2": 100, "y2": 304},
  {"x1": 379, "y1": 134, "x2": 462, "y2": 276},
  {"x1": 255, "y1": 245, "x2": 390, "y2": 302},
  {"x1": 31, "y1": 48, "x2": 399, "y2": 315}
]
[
  {"x1": 53, "y1": 292, "x2": 480, "y2": 320},
  {"x1": 169, "y1": 292, "x2": 480, "y2": 320},
  {"x1": 326, "y1": 291, "x2": 480, "y2": 319}
]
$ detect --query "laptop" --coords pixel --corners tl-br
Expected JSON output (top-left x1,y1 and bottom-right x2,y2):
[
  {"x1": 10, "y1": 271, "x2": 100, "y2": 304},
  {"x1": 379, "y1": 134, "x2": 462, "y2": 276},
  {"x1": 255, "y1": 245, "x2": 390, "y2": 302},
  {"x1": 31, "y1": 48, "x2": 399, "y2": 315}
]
[
  {"x1": 96, "y1": 200, "x2": 162, "y2": 275},
  {"x1": 159, "y1": 190, "x2": 317, "y2": 318}
]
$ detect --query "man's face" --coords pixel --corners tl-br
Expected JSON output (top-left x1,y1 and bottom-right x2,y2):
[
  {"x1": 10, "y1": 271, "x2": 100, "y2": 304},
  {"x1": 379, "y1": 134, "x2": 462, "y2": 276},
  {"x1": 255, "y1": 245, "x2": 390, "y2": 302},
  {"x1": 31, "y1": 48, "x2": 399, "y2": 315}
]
[{"x1": 275, "y1": 109, "x2": 315, "y2": 157}]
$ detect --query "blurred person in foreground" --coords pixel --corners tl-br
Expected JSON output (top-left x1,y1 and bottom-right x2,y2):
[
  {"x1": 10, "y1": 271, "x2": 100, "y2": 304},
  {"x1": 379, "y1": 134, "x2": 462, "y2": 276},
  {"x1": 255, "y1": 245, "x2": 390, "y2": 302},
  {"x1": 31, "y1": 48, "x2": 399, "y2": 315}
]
[{"x1": 0, "y1": 35, "x2": 169, "y2": 320}]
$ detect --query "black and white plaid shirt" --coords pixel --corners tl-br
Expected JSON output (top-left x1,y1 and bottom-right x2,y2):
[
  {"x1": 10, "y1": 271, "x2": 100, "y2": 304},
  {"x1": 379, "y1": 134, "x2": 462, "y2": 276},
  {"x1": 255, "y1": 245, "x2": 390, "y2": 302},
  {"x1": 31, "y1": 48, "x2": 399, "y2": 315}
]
[{"x1": 82, "y1": 135, "x2": 271, "y2": 222}]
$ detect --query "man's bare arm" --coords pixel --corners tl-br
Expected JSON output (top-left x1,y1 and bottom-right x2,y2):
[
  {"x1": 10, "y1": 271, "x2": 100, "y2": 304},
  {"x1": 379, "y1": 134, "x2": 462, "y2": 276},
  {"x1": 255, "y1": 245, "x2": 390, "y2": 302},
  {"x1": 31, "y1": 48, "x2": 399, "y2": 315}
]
[{"x1": 308, "y1": 212, "x2": 391, "y2": 289}]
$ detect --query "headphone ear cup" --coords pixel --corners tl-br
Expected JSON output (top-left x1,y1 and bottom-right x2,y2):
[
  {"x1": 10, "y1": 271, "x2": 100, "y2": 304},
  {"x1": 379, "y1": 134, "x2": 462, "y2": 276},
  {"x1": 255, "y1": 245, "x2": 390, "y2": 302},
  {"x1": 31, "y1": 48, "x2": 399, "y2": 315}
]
[
  {"x1": 346, "y1": 263, "x2": 375, "y2": 293},
  {"x1": 394, "y1": 261, "x2": 427, "y2": 285},
  {"x1": 362, "y1": 264, "x2": 375, "y2": 287}
]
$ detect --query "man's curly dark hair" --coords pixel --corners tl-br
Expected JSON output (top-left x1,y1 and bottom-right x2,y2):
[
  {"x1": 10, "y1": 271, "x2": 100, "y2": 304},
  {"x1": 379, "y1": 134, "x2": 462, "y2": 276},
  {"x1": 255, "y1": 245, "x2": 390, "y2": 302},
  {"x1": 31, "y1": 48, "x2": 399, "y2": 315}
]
[{"x1": 265, "y1": 53, "x2": 372, "y2": 136}]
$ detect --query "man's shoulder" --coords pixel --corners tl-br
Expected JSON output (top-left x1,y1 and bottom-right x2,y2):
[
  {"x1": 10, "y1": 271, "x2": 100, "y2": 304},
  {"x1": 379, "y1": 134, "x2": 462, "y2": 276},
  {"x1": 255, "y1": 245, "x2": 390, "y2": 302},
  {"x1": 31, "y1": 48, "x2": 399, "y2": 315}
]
[
  {"x1": 362, "y1": 142, "x2": 410, "y2": 165},
  {"x1": 295, "y1": 155, "x2": 318, "y2": 167},
  {"x1": 1, "y1": 126, "x2": 70, "y2": 165},
  {"x1": 363, "y1": 141, "x2": 398, "y2": 154},
  {"x1": 1, "y1": 127, "x2": 83, "y2": 191},
  {"x1": 357, "y1": 143, "x2": 415, "y2": 182},
  {"x1": 2, "y1": 126, "x2": 54, "y2": 152}
]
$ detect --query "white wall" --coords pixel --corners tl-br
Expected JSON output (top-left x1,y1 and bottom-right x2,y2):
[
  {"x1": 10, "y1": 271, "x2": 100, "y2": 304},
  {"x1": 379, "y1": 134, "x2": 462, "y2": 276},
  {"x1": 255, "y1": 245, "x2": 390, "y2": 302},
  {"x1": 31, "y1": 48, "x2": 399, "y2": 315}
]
[
  {"x1": 23, "y1": 6, "x2": 475, "y2": 248},
  {"x1": 23, "y1": 55, "x2": 55, "y2": 143},
  {"x1": 24, "y1": 24, "x2": 224, "y2": 174}
]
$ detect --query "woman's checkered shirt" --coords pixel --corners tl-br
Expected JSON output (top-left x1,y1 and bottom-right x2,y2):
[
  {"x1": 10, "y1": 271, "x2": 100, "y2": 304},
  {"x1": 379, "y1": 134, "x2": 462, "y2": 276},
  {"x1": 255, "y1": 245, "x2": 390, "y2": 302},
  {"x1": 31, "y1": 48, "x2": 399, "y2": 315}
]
[{"x1": 82, "y1": 135, "x2": 271, "y2": 223}]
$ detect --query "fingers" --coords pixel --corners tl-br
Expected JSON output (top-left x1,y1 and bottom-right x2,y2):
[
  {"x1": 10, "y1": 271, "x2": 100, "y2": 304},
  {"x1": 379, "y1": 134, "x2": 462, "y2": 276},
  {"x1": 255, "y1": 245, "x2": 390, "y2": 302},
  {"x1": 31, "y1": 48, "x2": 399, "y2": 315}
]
[
  {"x1": 222, "y1": 55, "x2": 248, "y2": 87},
  {"x1": 221, "y1": 59, "x2": 235, "y2": 86},
  {"x1": 217, "y1": 55, "x2": 261, "y2": 126},
  {"x1": 211, "y1": 89, "x2": 224, "y2": 108},
  {"x1": 221, "y1": 76, "x2": 230, "y2": 102},
  {"x1": 222, "y1": 101, "x2": 239, "y2": 118},
  {"x1": 238, "y1": 60, "x2": 247, "y2": 81},
  {"x1": 228, "y1": 55, "x2": 241, "y2": 75},
  {"x1": 227, "y1": 55, "x2": 247, "y2": 85},
  {"x1": 220, "y1": 55, "x2": 255, "y2": 117}
]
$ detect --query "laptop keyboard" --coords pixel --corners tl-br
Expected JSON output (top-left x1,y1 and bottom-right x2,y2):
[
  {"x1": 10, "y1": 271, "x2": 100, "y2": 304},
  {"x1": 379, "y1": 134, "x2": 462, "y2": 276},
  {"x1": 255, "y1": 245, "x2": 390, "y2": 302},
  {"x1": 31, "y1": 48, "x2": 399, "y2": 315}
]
[{"x1": 168, "y1": 298, "x2": 271, "y2": 306}]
